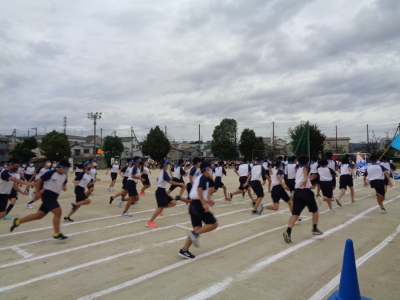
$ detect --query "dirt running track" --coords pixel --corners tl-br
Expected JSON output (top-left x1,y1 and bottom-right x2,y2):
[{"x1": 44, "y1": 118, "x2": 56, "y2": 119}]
[{"x1": 0, "y1": 170, "x2": 399, "y2": 300}]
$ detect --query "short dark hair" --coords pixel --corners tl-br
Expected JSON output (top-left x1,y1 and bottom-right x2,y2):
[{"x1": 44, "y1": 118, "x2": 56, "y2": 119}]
[
  {"x1": 341, "y1": 157, "x2": 350, "y2": 164},
  {"x1": 133, "y1": 156, "x2": 141, "y2": 162},
  {"x1": 192, "y1": 157, "x2": 201, "y2": 164},
  {"x1": 178, "y1": 159, "x2": 184, "y2": 165},
  {"x1": 200, "y1": 161, "x2": 211, "y2": 172},
  {"x1": 319, "y1": 158, "x2": 328, "y2": 166},
  {"x1": 298, "y1": 155, "x2": 309, "y2": 165},
  {"x1": 160, "y1": 159, "x2": 169, "y2": 169},
  {"x1": 218, "y1": 160, "x2": 225, "y2": 166},
  {"x1": 311, "y1": 156, "x2": 319, "y2": 162},
  {"x1": 59, "y1": 159, "x2": 71, "y2": 168},
  {"x1": 8, "y1": 158, "x2": 21, "y2": 164},
  {"x1": 325, "y1": 152, "x2": 333, "y2": 159},
  {"x1": 370, "y1": 155, "x2": 377, "y2": 162}
]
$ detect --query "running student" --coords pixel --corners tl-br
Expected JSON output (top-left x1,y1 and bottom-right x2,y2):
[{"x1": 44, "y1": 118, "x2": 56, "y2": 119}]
[
  {"x1": 85, "y1": 159, "x2": 99, "y2": 197},
  {"x1": 325, "y1": 152, "x2": 339, "y2": 191},
  {"x1": 249, "y1": 158, "x2": 269, "y2": 215},
  {"x1": 70, "y1": 161, "x2": 84, "y2": 177},
  {"x1": 167, "y1": 159, "x2": 186, "y2": 197},
  {"x1": 317, "y1": 158, "x2": 339, "y2": 213},
  {"x1": 109, "y1": 159, "x2": 133, "y2": 207},
  {"x1": 336, "y1": 156, "x2": 356, "y2": 203},
  {"x1": 283, "y1": 156, "x2": 323, "y2": 243},
  {"x1": 64, "y1": 162, "x2": 94, "y2": 222},
  {"x1": 379, "y1": 156, "x2": 394, "y2": 194},
  {"x1": 284, "y1": 156, "x2": 297, "y2": 200},
  {"x1": 122, "y1": 157, "x2": 145, "y2": 217},
  {"x1": 259, "y1": 161, "x2": 292, "y2": 214},
  {"x1": 26, "y1": 159, "x2": 52, "y2": 208},
  {"x1": 364, "y1": 155, "x2": 392, "y2": 214},
  {"x1": 11, "y1": 160, "x2": 71, "y2": 240},
  {"x1": 146, "y1": 160, "x2": 187, "y2": 228},
  {"x1": 229, "y1": 158, "x2": 254, "y2": 201},
  {"x1": 186, "y1": 157, "x2": 201, "y2": 199},
  {"x1": 24, "y1": 161, "x2": 36, "y2": 193},
  {"x1": 263, "y1": 158, "x2": 272, "y2": 193},
  {"x1": 3, "y1": 167, "x2": 29, "y2": 220},
  {"x1": 211, "y1": 161, "x2": 230, "y2": 201},
  {"x1": 139, "y1": 161, "x2": 151, "y2": 196},
  {"x1": 106, "y1": 159, "x2": 121, "y2": 192},
  {"x1": 178, "y1": 161, "x2": 218, "y2": 259},
  {"x1": 1, "y1": 159, "x2": 33, "y2": 220},
  {"x1": 310, "y1": 156, "x2": 319, "y2": 189}
]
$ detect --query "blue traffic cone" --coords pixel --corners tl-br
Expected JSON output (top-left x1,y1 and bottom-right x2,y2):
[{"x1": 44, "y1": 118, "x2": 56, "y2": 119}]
[{"x1": 328, "y1": 239, "x2": 372, "y2": 300}]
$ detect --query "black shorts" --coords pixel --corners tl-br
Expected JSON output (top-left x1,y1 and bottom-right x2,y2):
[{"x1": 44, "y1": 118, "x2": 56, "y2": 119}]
[
  {"x1": 25, "y1": 174, "x2": 33, "y2": 182},
  {"x1": 186, "y1": 183, "x2": 192, "y2": 198},
  {"x1": 310, "y1": 173, "x2": 319, "y2": 186},
  {"x1": 286, "y1": 179, "x2": 295, "y2": 192},
  {"x1": 250, "y1": 181, "x2": 264, "y2": 198},
  {"x1": 169, "y1": 178, "x2": 184, "y2": 191},
  {"x1": 75, "y1": 186, "x2": 89, "y2": 202},
  {"x1": 155, "y1": 188, "x2": 174, "y2": 208},
  {"x1": 320, "y1": 181, "x2": 333, "y2": 199},
  {"x1": 127, "y1": 180, "x2": 138, "y2": 197},
  {"x1": 189, "y1": 200, "x2": 217, "y2": 228},
  {"x1": 331, "y1": 177, "x2": 336, "y2": 189},
  {"x1": 214, "y1": 177, "x2": 224, "y2": 190},
  {"x1": 0, "y1": 194, "x2": 8, "y2": 212},
  {"x1": 122, "y1": 177, "x2": 128, "y2": 190},
  {"x1": 271, "y1": 185, "x2": 290, "y2": 203},
  {"x1": 292, "y1": 189, "x2": 318, "y2": 216},
  {"x1": 39, "y1": 190, "x2": 60, "y2": 214},
  {"x1": 383, "y1": 176, "x2": 389, "y2": 186},
  {"x1": 370, "y1": 180, "x2": 385, "y2": 197},
  {"x1": 111, "y1": 172, "x2": 118, "y2": 181},
  {"x1": 8, "y1": 190, "x2": 18, "y2": 200},
  {"x1": 238, "y1": 176, "x2": 248, "y2": 191},
  {"x1": 141, "y1": 174, "x2": 150, "y2": 186},
  {"x1": 339, "y1": 175, "x2": 353, "y2": 190},
  {"x1": 208, "y1": 178, "x2": 215, "y2": 188}
]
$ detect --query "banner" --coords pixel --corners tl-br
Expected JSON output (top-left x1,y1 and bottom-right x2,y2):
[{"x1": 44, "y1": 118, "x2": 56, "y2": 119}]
[
  {"x1": 355, "y1": 153, "x2": 368, "y2": 177},
  {"x1": 97, "y1": 149, "x2": 104, "y2": 154},
  {"x1": 390, "y1": 135, "x2": 400, "y2": 150}
]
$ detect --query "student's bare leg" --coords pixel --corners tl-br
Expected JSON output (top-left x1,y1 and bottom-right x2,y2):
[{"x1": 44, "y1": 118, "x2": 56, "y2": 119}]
[
  {"x1": 312, "y1": 211, "x2": 319, "y2": 225},
  {"x1": 194, "y1": 222, "x2": 218, "y2": 234},
  {"x1": 0, "y1": 211, "x2": 6, "y2": 218},
  {"x1": 349, "y1": 186, "x2": 354, "y2": 201},
  {"x1": 149, "y1": 201, "x2": 176, "y2": 222},
  {"x1": 324, "y1": 197, "x2": 333, "y2": 210},
  {"x1": 287, "y1": 215, "x2": 299, "y2": 228},
  {"x1": 222, "y1": 186, "x2": 227, "y2": 198},
  {"x1": 179, "y1": 186, "x2": 185, "y2": 196},
  {"x1": 266, "y1": 202, "x2": 279, "y2": 211},
  {"x1": 110, "y1": 180, "x2": 116, "y2": 188},
  {"x1": 254, "y1": 197, "x2": 263, "y2": 210},
  {"x1": 337, "y1": 189, "x2": 346, "y2": 200},
  {"x1": 19, "y1": 210, "x2": 47, "y2": 223},
  {"x1": 51, "y1": 207, "x2": 62, "y2": 234},
  {"x1": 67, "y1": 205, "x2": 80, "y2": 217},
  {"x1": 124, "y1": 196, "x2": 134, "y2": 211},
  {"x1": 287, "y1": 200, "x2": 293, "y2": 213},
  {"x1": 247, "y1": 189, "x2": 254, "y2": 201},
  {"x1": 376, "y1": 193, "x2": 385, "y2": 209}
]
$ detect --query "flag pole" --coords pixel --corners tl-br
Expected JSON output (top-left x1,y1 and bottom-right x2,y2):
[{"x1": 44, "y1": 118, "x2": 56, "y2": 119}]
[{"x1": 379, "y1": 123, "x2": 400, "y2": 160}]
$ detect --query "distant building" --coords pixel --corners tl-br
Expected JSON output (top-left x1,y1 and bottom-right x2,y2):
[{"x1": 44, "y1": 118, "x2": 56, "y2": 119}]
[{"x1": 324, "y1": 137, "x2": 351, "y2": 153}]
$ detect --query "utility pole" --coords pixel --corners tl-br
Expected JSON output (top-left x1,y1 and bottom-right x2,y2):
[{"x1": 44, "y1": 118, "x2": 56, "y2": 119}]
[
  {"x1": 63, "y1": 117, "x2": 67, "y2": 134},
  {"x1": 198, "y1": 124, "x2": 201, "y2": 157},
  {"x1": 87, "y1": 112, "x2": 102, "y2": 159},
  {"x1": 335, "y1": 125, "x2": 338, "y2": 153},
  {"x1": 272, "y1": 121, "x2": 275, "y2": 158},
  {"x1": 366, "y1": 124, "x2": 369, "y2": 153},
  {"x1": 131, "y1": 126, "x2": 133, "y2": 157},
  {"x1": 165, "y1": 126, "x2": 167, "y2": 137}
]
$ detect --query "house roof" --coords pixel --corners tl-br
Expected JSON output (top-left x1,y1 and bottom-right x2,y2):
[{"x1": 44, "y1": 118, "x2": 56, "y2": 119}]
[
  {"x1": 0, "y1": 134, "x2": 8, "y2": 139},
  {"x1": 325, "y1": 137, "x2": 351, "y2": 141}
]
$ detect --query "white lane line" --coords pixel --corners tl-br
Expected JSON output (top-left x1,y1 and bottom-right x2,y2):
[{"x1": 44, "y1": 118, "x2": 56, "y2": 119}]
[
  {"x1": 0, "y1": 207, "x2": 258, "y2": 269},
  {"x1": 77, "y1": 195, "x2": 395, "y2": 300},
  {"x1": 175, "y1": 224, "x2": 195, "y2": 231},
  {"x1": 0, "y1": 200, "x2": 251, "y2": 251},
  {"x1": 10, "y1": 246, "x2": 33, "y2": 259},
  {"x1": 308, "y1": 224, "x2": 400, "y2": 300},
  {"x1": 0, "y1": 209, "x2": 288, "y2": 292},
  {"x1": 182, "y1": 195, "x2": 400, "y2": 300}
]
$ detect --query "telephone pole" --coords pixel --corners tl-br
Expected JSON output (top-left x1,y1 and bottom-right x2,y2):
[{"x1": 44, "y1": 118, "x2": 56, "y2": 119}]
[{"x1": 63, "y1": 117, "x2": 67, "y2": 134}]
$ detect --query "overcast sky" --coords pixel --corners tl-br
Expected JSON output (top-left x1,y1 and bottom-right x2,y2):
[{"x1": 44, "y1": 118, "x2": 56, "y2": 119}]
[{"x1": 1, "y1": 0, "x2": 399, "y2": 143}]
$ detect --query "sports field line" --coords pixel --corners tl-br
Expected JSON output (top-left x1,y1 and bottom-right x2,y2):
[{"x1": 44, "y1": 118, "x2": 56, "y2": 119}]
[
  {"x1": 0, "y1": 199, "x2": 250, "y2": 250},
  {"x1": 0, "y1": 208, "x2": 293, "y2": 292},
  {"x1": 181, "y1": 194, "x2": 400, "y2": 300},
  {"x1": 308, "y1": 223, "x2": 400, "y2": 300},
  {"x1": 77, "y1": 194, "x2": 399, "y2": 300},
  {"x1": 0, "y1": 206, "x2": 259, "y2": 268}
]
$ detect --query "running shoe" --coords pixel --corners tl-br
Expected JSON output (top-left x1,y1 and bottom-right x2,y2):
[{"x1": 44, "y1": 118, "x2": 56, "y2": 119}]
[
  {"x1": 295, "y1": 218, "x2": 302, "y2": 223},
  {"x1": 251, "y1": 201, "x2": 256, "y2": 208},
  {"x1": 122, "y1": 212, "x2": 132, "y2": 217},
  {"x1": 26, "y1": 203, "x2": 33, "y2": 209},
  {"x1": 224, "y1": 198, "x2": 231, "y2": 201},
  {"x1": 70, "y1": 203, "x2": 77, "y2": 211},
  {"x1": 381, "y1": 208, "x2": 386, "y2": 214},
  {"x1": 146, "y1": 221, "x2": 158, "y2": 228},
  {"x1": 283, "y1": 231, "x2": 292, "y2": 243},
  {"x1": 329, "y1": 210, "x2": 335, "y2": 213},
  {"x1": 335, "y1": 198, "x2": 342, "y2": 206},
  {"x1": 107, "y1": 187, "x2": 111, "y2": 192},
  {"x1": 53, "y1": 233, "x2": 68, "y2": 240},
  {"x1": 131, "y1": 202, "x2": 138, "y2": 206},
  {"x1": 10, "y1": 218, "x2": 19, "y2": 232},
  {"x1": 251, "y1": 210, "x2": 258, "y2": 215},
  {"x1": 178, "y1": 249, "x2": 195, "y2": 259},
  {"x1": 228, "y1": 193, "x2": 233, "y2": 201},
  {"x1": 187, "y1": 231, "x2": 200, "y2": 247},
  {"x1": 109, "y1": 196, "x2": 114, "y2": 204},
  {"x1": 140, "y1": 192, "x2": 145, "y2": 196},
  {"x1": 312, "y1": 228, "x2": 323, "y2": 235},
  {"x1": 2, "y1": 215, "x2": 11, "y2": 220},
  {"x1": 257, "y1": 204, "x2": 265, "y2": 215},
  {"x1": 242, "y1": 192, "x2": 245, "y2": 199},
  {"x1": 117, "y1": 197, "x2": 123, "y2": 208},
  {"x1": 64, "y1": 217, "x2": 74, "y2": 222}
]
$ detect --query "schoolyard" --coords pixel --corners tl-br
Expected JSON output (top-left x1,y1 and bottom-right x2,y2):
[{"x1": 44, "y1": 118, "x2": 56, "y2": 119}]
[{"x1": 0, "y1": 170, "x2": 399, "y2": 300}]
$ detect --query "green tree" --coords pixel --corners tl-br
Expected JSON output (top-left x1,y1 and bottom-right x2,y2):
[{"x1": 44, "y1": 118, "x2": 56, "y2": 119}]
[
  {"x1": 288, "y1": 122, "x2": 326, "y2": 157},
  {"x1": 39, "y1": 130, "x2": 71, "y2": 160},
  {"x1": 211, "y1": 119, "x2": 238, "y2": 159},
  {"x1": 141, "y1": 126, "x2": 171, "y2": 162},
  {"x1": 238, "y1": 129, "x2": 265, "y2": 158},
  {"x1": 9, "y1": 136, "x2": 38, "y2": 162},
  {"x1": 103, "y1": 136, "x2": 124, "y2": 162}
]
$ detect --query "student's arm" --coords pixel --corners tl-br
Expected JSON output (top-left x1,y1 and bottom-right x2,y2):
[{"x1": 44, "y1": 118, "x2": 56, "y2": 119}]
[
  {"x1": 13, "y1": 183, "x2": 28, "y2": 195},
  {"x1": 384, "y1": 170, "x2": 392, "y2": 187},
  {"x1": 277, "y1": 171, "x2": 289, "y2": 191},
  {"x1": 2, "y1": 172, "x2": 33, "y2": 186},
  {"x1": 131, "y1": 166, "x2": 144, "y2": 181},
  {"x1": 363, "y1": 170, "x2": 369, "y2": 186},
  {"x1": 197, "y1": 176, "x2": 210, "y2": 212},
  {"x1": 261, "y1": 167, "x2": 268, "y2": 186},
  {"x1": 299, "y1": 167, "x2": 309, "y2": 188},
  {"x1": 189, "y1": 167, "x2": 196, "y2": 184}
]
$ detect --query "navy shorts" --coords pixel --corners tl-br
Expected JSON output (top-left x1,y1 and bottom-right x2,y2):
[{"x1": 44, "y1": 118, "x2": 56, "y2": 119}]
[
  {"x1": 110, "y1": 172, "x2": 118, "y2": 181},
  {"x1": 238, "y1": 176, "x2": 248, "y2": 191},
  {"x1": 310, "y1": 173, "x2": 319, "y2": 186},
  {"x1": 370, "y1": 180, "x2": 385, "y2": 197},
  {"x1": 141, "y1": 174, "x2": 150, "y2": 186},
  {"x1": 0, "y1": 194, "x2": 8, "y2": 212},
  {"x1": 155, "y1": 188, "x2": 174, "y2": 208},
  {"x1": 169, "y1": 178, "x2": 184, "y2": 191},
  {"x1": 320, "y1": 181, "x2": 333, "y2": 199},
  {"x1": 122, "y1": 177, "x2": 128, "y2": 190},
  {"x1": 39, "y1": 190, "x2": 60, "y2": 214},
  {"x1": 292, "y1": 189, "x2": 318, "y2": 216},
  {"x1": 286, "y1": 179, "x2": 295, "y2": 192},
  {"x1": 214, "y1": 177, "x2": 224, "y2": 190},
  {"x1": 271, "y1": 185, "x2": 290, "y2": 203},
  {"x1": 127, "y1": 180, "x2": 138, "y2": 197},
  {"x1": 250, "y1": 181, "x2": 264, "y2": 198},
  {"x1": 75, "y1": 186, "x2": 89, "y2": 202},
  {"x1": 339, "y1": 175, "x2": 353, "y2": 190},
  {"x1": 189, "y1": 200, "x2": 217, "y2": 228}
]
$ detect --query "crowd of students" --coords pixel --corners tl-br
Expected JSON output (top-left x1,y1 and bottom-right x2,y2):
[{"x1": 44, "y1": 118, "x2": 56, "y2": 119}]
[{"x1": 0, "y1": 152, "x2": 396, "y2": 258}]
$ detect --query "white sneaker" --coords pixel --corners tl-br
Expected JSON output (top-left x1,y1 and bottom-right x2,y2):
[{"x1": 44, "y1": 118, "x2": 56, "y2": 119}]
[
  {"x1": 26, "y1": 203, "x2": 33, "y2": 209},
  {"x1": 381, "y1": 208, "x2": 386, "y2": 214},
  {"x1": 111, "y1": 187, "x2": 114, "y2": 191},
  {"x1": 107, "y1": 187, "x2": 111, "y2": 192},
  {"x1": 117, "y1": 197, "x2": 123, "y2": 208},
  {"x1": 122, "y1": 212, "x2": 132, "y2": 217}
]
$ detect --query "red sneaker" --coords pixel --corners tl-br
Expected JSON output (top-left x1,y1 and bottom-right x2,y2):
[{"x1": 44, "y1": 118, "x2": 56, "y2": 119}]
[
  {"x1": 140, "y1": 192, "x2": 145, "y2": 196},
  {"x1": 146, "y1": 221, "x2": 158, "y2": 228}
]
